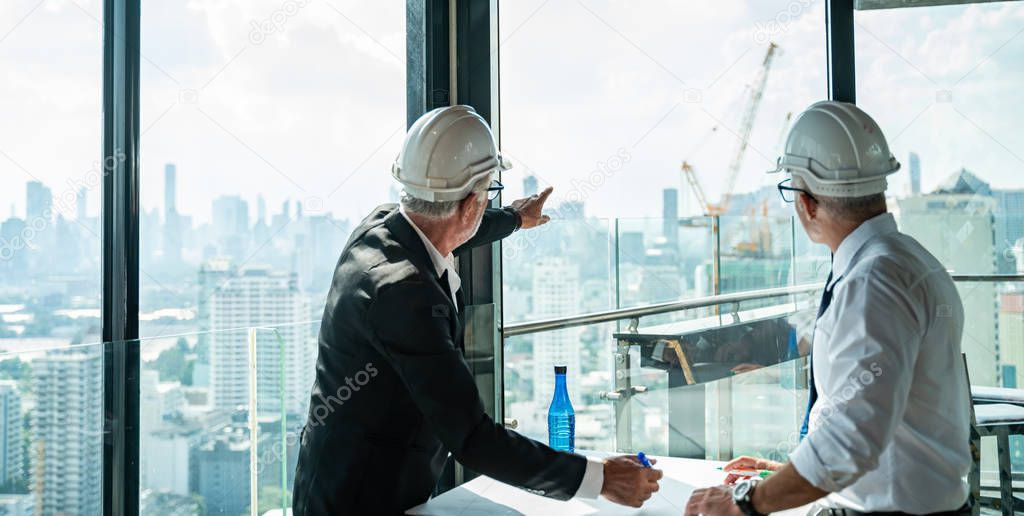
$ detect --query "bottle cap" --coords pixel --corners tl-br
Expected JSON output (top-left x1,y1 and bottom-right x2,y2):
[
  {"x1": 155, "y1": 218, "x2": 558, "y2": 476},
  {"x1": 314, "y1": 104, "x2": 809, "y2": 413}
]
[{"x1": 554, "y1": 365, "x2": 567, "y2": 374}]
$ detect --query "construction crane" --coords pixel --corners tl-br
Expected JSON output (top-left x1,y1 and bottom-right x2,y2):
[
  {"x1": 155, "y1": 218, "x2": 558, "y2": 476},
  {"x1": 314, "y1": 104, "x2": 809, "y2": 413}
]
[
  {"x1": 681, "y1": 42, "x2": 779, "y2": 217},
  {"x1": 680, "y1": 161, "x2": 709, "y2": 216}
]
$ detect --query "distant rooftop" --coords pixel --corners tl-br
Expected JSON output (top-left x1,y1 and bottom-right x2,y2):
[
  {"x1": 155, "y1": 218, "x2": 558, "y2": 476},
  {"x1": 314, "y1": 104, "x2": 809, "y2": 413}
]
[{"x1": 933, "y1": 167, "x2": 991, "y2": 196}]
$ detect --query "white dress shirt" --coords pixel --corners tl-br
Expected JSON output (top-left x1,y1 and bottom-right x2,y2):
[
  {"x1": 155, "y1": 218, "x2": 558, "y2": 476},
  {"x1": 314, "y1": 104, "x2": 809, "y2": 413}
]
[
  {"x1": 399, "y1": 206, "x2": 605, "y2": 499},
  {"x1": 789, "y1": 213, "x2": 971, "y2": 513},
  {"x1": 399, "y1": 206, "x2": 462, "y2": 309}
]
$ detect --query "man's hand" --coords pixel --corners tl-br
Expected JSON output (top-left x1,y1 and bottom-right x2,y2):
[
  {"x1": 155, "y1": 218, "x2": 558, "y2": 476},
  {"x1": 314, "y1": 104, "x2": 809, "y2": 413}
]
[
  {"x1": 722, "y1": 455, "x2": 782, "y2": 485},
  {"x1": 509, "y1": 186, "x2": 553, "y2": 229},
  {"x1": 685, "y1": 485, "x2": 743, "y2": 516},
  {"x1": 600, "y1": 455, "x2": 663, "y2": 508}
]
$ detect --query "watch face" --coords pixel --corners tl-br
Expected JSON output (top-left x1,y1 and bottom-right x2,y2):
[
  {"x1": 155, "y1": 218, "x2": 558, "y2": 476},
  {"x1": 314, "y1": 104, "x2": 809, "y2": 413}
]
[{"x1": 733, "y1": 480, "x2": 751, "y2": 500}]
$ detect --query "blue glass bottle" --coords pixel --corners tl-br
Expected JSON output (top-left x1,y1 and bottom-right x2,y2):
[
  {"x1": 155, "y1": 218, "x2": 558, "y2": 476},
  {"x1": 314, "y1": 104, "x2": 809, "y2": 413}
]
[{"x1": 547, "y1": 365, "x2": 575, "y2": 452}]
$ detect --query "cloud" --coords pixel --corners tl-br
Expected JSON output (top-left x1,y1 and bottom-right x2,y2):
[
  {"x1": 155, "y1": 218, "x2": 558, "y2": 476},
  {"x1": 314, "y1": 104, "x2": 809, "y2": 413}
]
[{"x1": 0, "y1": 0, "x2": 1021, "y2": 226}]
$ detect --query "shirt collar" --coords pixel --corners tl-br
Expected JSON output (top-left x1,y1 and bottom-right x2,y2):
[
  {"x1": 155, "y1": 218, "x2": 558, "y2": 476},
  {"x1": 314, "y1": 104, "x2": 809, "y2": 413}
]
[
  {"x1": 830, "y1": 212, "x2": 898, "y2": 289},
  {"x1": 398, "y1": 205, "x2": 461, "y2": 293}
]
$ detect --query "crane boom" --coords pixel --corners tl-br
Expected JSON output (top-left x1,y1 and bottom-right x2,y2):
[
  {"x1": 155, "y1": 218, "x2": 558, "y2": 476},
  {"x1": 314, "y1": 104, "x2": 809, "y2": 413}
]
[
  {"x1": 681, "y1": 161, "x2": 710, "y2": 213},
  {"x1": 718, "y1": 42, "x2": 778, "y2": 215}
]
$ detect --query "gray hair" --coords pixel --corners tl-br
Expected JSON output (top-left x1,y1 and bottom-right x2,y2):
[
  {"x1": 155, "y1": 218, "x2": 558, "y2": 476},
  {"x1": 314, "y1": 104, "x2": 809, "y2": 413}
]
[
  {"x1": 792, "y1": 176, "x2": 886, "y2": 223},
  {"x1": 817, "y1": 194, "x2": 887, "y2": 223},
  {"x1": 400, "y1": 174, "x2": 492, "y2": 219}
]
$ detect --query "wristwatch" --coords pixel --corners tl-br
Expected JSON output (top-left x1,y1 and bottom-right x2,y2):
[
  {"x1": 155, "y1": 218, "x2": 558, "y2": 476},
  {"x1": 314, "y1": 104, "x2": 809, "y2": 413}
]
[{"x1": 732, "y1": 478, "x2": 766, "y2": 516}]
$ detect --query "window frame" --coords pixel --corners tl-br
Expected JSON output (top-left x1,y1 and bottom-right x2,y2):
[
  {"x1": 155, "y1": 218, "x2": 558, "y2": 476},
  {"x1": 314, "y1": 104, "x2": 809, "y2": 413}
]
[{"x1": 97, "y1": 0, "x2": 858, "y2": 512}]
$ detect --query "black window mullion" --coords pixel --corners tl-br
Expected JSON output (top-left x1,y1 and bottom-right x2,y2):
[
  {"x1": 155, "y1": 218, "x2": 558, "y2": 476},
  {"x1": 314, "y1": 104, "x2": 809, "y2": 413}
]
[
  {"x1": 101, "y1": 0, "x2": 141, "y2": 514},
  {"x1": 827, "y1": 0, "x2": 856, "y2": 103}
]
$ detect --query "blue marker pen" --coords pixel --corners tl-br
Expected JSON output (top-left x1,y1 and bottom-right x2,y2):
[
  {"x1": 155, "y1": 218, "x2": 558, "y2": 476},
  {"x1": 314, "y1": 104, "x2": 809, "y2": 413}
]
[{"x1": 637, "y1": 451, "x2": 652, "y2": 468}]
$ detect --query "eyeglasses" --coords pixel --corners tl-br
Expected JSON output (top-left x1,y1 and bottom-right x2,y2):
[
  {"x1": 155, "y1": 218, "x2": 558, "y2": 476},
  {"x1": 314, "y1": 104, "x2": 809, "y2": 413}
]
[
  {"x1": 777, "y1": 178, "x2": 817, "y2": 204},
  {"x1": 486, "y1": 179, "x2": 504, "y2": 201}
]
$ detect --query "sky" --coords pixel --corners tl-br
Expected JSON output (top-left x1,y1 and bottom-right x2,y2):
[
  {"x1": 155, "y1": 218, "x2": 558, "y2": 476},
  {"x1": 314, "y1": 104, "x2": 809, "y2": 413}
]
[{"x1": 0, "y1": 0, "x2": 1021, "y2": 226}]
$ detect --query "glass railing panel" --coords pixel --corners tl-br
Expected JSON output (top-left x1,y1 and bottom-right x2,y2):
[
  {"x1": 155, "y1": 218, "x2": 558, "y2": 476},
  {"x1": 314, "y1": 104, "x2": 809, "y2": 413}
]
[
  {"x1": 252, "y1": 322, "x2": 319, "y2": 516},
  {"x1": 140, "y1": 327, "x2": 252, "y2": 515},
  {"x1": 716, "y1": 214, "x2": 796, "y2": 295},
  {"x1": 617, "y1": 298, "x2": 817, "y2": 459},
  {"x1": 502, "y1": 217, "x2": 613, "y2": 324},
  {"x1": 0, "y1": 340, "x2": 104, "y2": 515},
  {"x1": 504, "y1": 295, "x2": 818, "y2": 458},
  {"x1": 613, "y1": 217, "x2": 714, "y2": 309},
  {"x1": 139, "y1": 320, "x2": 320, "y2": 516},
  {"x1": 504, "y1": 321, "x2": 618, "y2": 453}
]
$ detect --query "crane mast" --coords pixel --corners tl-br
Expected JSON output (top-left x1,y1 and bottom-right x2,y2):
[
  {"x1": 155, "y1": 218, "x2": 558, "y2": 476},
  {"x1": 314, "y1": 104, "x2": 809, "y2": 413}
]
[{"x1": 718, "y1": 42, "x2": 778, "y2": 215}]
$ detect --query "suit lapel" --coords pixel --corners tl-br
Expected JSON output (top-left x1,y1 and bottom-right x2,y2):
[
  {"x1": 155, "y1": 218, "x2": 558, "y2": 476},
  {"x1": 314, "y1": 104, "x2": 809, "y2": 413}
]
[{"x1": 383, "y1": 208, "x2": 461, "y2": 327}]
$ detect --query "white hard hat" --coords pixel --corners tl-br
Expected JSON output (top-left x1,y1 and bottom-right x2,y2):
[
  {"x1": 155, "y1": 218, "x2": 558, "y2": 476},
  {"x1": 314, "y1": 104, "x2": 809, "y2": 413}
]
[
  {"x1": 392, "y1": 105, "x2": 512, "y2": 202},
  {"x1": 768, "y1": 100, "x2": 900, "y2": 198}
]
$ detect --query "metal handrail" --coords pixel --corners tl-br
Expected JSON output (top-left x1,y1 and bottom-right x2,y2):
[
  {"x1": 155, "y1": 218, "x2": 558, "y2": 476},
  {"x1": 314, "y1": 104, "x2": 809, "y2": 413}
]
[
  {"x1": 502, "y1": 283, "x2": 823, "y2": 338},
  {"x1": 950, "y1": 274, "x2": 1024, "y2": 282},
  {"x1": 501, "y1": 273, "x2": 1024, "y2": 338}
]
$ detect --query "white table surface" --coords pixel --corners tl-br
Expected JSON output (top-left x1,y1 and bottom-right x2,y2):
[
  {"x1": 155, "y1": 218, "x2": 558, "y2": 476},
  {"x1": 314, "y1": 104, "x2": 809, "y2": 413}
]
[{"x1": 408, "y1": 451, "x2": 814, "y2": 515}]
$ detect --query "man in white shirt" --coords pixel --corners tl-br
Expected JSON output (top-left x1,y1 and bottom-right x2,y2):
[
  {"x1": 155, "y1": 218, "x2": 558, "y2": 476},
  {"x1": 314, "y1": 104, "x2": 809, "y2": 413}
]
[{"x1": 685, "y1": 101, "x2": 971, "y2": 516}]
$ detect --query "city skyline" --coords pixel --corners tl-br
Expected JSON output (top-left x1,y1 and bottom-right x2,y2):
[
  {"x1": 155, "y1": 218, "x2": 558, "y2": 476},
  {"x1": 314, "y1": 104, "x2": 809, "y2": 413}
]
[{"x1": 0, "y1": 0, "x2": 1022, "y2": 513}]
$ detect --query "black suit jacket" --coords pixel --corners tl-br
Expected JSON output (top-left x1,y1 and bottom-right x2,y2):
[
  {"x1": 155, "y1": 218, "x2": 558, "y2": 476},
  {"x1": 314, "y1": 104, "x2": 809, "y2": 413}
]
[{"x1": 292, "y1": 204, "x2": 587, "y2": 515}]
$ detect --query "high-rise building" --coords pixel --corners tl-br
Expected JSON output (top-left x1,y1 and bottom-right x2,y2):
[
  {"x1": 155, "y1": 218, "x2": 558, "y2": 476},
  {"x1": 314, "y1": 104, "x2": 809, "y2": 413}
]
[
  {"x1": 76, "y1": 187, "x2": 87, "y2": 221},
  {"x1": 523, "y1": 175, "x2": 539, "y2": 197},
  {"x1": 896, "y1": 168, "x2": 998, "y2": 385},
  {"x1": 999, "y1": 293, "x2": 1024, "y2": 388},
  {"x1": 992, "y1": 190, "x2": 1024, "y2": 274},
  {"x1": 639, "y1": 248, "x2": 683, "y2": 304},
  {"x1": 212, "y1": 195, "x2": 250, "y2": 260},
  {"x1": 0, "y1": 218, "x2": 28, "y2": 275},
  {"x1": 908, "y1": 152, "x2": 921, "y2": 196},
  {"x1": 164, "y1": 164, "x2": 182, "y2": 262},
  {"x1": 619, "y1": 231, "x2": 645, "y2": 265},
  {"x1": 532, "y1": 258, "x2": 582, "y2": 410},
  {"x1": 0, "y1": 381, "x2": 22, "y2": 487},
  {"x1": 30, "y1": 348, "x2": 102, "y2": 515},
  {"x1": 662, "y1": 188, "x2": 679, "y2": 249},
  {"x1": 208, "y1": 266, "x2": 313, "y2": 415},
  {"x1": 197, "y1": 258, "x2": 236, "y2": 359},
  {"x1": 193, "y1": 430, "x2": 250, "y2": 516},
  {"x1": 25, "y1": 181, "x2": 52, "y2": 222},
  {"x1": 164, "y1": 163, "x2": 177, "y2": 218}
]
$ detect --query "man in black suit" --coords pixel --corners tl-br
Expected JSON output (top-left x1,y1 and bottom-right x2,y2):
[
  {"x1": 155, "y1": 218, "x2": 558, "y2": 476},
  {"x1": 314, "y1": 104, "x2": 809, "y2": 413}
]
[{"x1": 292, "y1": 106, "x2": 662, "y2": 514}]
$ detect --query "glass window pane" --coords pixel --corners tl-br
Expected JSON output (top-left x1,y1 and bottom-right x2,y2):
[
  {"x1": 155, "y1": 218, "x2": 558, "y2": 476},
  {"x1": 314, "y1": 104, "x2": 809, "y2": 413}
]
[
  {"x1": 0, "y1": 1, "x2": 103, "y2": 513},
  {"x1": 500, "y1": 0, "x2": 827, "y2": 455},
  {"x1": 855, "y1": 1, "x2": 1024, "y2": 479},
  {"x1": 856, "y1": 2, "x2": 1024, "y2": 385},
  {"x1": 138, "y1": 1, "x2": 404, "y2": 512}
]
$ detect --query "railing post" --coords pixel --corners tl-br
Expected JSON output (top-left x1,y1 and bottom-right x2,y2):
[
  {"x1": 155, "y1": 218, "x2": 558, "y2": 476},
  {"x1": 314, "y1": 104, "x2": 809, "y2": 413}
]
[
  {"x1": 613, "y1": 339, "x2": 633, "y2": 452},
  {"x1": 712, "y1": 215, "x2": 722, "y2": 317},
  {"x1": 613, "y1": 218, "x2": 621, "y2": 310},
  {"x1": 247, "y1": 328, "x2": 258, "y2": 516}
]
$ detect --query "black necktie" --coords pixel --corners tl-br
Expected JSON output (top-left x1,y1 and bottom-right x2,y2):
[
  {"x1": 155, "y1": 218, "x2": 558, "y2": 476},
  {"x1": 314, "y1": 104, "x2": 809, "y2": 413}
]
[
  {"x1": 438, "y1": 270, "x2": 454, "y2": 302},
  {"x1": 438, "y1": 270, "x2": 463, "y2": 311},
  {"x1": 800, "y1": 270, "x2": 836, "y2": 439}
]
